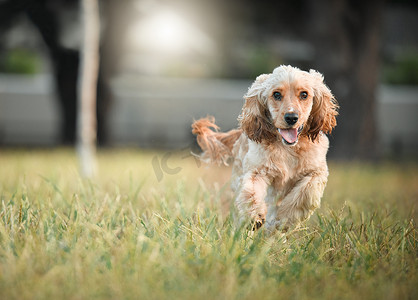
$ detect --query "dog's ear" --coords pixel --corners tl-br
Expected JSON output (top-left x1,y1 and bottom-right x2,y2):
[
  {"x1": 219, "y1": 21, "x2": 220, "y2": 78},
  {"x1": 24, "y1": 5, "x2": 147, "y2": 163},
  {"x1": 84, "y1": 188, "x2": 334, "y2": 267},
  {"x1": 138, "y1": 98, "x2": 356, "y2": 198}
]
[
  {"x1": 238, "y1": 74, "x2": 277, "y2": 143},
  {"x1": 304, "y1": 70, "x2": 339, "y2": 141}
]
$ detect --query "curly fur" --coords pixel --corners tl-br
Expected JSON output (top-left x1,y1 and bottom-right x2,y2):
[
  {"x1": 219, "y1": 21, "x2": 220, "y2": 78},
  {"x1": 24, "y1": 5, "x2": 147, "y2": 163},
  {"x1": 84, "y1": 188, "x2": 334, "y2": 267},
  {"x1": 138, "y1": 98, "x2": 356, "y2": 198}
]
[
  {"x1": 192, "y1": 65, "x2": 339, "y2": 231},
  {"x1": 192, "y1": 116, "x2": 242, "y2": 165}
]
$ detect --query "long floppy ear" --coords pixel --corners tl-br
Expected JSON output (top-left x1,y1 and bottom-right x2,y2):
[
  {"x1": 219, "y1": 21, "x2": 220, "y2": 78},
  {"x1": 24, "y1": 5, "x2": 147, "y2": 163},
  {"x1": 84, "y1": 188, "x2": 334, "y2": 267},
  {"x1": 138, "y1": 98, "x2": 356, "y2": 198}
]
[
  {"x1": 238, "y1": 74, "x2": 277, "y2": 143},
  {"x1": 304, "y1": 70, "x2": 339, "y2": 141}
]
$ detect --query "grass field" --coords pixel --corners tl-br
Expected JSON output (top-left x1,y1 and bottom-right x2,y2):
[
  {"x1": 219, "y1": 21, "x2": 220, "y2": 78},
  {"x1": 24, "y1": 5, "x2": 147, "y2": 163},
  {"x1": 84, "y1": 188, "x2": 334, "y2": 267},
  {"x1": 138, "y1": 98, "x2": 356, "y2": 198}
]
[{"x1": 0, "y1": 149, "x2": 417, "y2": 300}]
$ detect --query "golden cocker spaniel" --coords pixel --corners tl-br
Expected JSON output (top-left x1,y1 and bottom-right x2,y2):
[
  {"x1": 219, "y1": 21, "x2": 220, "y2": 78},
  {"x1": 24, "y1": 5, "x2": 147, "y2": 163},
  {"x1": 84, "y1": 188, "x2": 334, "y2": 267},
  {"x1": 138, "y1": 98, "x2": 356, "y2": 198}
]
[{"x1": 192, "y1": 65, "x2": 339, "y2": 231}]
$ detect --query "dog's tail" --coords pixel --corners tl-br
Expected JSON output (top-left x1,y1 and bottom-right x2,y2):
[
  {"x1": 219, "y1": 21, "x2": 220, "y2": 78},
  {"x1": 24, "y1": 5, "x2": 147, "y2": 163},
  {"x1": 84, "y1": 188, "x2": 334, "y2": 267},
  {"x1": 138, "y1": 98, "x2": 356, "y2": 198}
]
[{"x1": 192, "y1": 116, "x2": 242, "y2": 165}]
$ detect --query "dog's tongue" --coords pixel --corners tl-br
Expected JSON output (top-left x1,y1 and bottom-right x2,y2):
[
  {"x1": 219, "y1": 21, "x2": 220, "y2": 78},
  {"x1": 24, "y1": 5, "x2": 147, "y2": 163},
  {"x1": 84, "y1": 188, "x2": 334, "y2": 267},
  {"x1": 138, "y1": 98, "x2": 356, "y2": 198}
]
[{"x1": 278, "y1": 128, "x2": 298, "y2": 144}]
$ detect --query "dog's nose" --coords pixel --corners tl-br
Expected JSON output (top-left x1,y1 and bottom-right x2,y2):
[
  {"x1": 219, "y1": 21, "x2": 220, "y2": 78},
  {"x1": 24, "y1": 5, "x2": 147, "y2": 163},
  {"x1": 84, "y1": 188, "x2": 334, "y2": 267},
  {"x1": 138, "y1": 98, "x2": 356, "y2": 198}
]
[{"x1": 284, "y1": 113, "x2": 298, "y2": 126}]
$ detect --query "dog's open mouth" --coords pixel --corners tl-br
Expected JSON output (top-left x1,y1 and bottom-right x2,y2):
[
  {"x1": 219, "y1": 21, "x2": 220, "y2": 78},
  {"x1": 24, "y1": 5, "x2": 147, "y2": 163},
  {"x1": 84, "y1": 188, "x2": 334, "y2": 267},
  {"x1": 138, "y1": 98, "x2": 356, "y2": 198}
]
[{"x1": 278, "y1": 125, "x2": 303, "y2": 145}]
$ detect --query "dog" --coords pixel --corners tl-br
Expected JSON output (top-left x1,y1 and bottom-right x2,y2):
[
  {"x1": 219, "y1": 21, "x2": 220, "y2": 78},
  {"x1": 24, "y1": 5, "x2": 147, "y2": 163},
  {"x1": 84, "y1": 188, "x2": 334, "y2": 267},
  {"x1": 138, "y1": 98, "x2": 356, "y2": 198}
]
[{"x1": 192, "y1": 65, "x2": 338, "y2": 231}]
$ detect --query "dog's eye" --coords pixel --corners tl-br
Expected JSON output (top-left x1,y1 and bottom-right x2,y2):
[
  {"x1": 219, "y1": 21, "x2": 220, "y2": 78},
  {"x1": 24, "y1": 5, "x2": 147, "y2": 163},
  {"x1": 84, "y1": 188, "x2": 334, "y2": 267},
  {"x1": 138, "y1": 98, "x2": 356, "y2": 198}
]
[
  {"x1": 300, "y1": 91, "x2": 308, "y2": 100},
  {"x1": 273, "y1": 92, "x2": 282, "y2": 101}
]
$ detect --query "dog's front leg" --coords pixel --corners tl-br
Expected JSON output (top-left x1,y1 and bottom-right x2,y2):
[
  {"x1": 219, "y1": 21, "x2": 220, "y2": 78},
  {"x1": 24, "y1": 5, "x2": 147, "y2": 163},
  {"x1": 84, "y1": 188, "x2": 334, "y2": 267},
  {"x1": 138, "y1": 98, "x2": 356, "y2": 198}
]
[
  {"x1": 235, "y1": 170, "x2": 270, "y2": 229},
  {"x1": 275, "y1": 171, "x2": 328, "y2": 230}
]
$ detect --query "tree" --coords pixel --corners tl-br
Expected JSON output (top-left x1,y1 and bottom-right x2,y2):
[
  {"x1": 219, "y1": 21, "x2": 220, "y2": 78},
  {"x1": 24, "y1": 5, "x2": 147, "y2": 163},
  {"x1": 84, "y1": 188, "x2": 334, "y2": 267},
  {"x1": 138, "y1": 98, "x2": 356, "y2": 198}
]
[
  {"x1": 0, "y1": 0, "x2": 121, "y2": 146},
  {"x1": 77, "y1": 0, "x2": 100, "y2": 177},
  {"x1": 309, "y1": 0, "x2": 384, "y2": 159}
]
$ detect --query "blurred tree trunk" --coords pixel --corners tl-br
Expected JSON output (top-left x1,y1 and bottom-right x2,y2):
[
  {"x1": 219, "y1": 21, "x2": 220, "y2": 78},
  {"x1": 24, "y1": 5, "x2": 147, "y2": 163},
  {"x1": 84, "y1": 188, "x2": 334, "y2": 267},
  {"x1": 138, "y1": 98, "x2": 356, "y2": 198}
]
[
  {"x1": 310, "y1": 0, "x2": 384, "y2": 160},
  {"x1": 0, "y1": 0, "x2": 80, "y2": 145},
  {"x1": 97, "y1": 0, "x2": 135, "y2": 146},
  {"x1": 77, "y1": 0, "x2": 100, "y2": 177}
]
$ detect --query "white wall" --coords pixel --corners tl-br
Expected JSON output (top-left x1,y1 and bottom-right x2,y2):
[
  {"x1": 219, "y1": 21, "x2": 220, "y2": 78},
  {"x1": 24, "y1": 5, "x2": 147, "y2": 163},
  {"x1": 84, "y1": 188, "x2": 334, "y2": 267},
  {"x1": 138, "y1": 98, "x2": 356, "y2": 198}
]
[{"x1": 0, "y1": 73, "x2": 417, "y2": 156}]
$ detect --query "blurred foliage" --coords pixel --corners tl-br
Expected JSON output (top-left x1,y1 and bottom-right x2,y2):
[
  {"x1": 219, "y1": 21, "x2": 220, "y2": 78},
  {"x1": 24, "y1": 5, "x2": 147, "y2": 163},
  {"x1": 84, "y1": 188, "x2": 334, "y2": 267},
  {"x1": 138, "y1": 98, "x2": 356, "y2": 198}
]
[
  {"x1": 245, "y1": 47, "x2": 282, "y2": 79},
  {"x1": 218, "y1": 46, "x2": 283, "y2": 79},
  {"x1": 0, "y1": 48, "x2": 40, "y2": 74},
  {"x1": 383, "y1": 52, "x2": 418, "y2": 85}
]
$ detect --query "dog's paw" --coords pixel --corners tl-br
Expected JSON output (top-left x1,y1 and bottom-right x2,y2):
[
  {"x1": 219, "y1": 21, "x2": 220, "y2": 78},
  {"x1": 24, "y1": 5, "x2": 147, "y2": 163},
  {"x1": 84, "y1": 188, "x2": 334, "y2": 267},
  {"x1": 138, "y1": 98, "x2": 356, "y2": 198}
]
[{"x1": 251, "y1": 213, "x2": 266, "y2": 231}]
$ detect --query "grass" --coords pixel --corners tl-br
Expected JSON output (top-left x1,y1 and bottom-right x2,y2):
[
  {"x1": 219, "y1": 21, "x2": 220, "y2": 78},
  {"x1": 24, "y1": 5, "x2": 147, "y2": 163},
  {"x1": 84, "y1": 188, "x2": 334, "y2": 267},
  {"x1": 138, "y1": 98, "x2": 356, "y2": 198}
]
[{"x1": 0, "y1": 148, "x2": 417, "y2": 300}]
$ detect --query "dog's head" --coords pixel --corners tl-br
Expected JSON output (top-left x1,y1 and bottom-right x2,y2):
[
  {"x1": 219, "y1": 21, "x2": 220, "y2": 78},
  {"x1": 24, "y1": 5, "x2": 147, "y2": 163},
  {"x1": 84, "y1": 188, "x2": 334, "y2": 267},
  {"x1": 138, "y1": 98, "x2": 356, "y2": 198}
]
[{"x1": 238, "y1": 65, "x2": 339, "y2": 146}]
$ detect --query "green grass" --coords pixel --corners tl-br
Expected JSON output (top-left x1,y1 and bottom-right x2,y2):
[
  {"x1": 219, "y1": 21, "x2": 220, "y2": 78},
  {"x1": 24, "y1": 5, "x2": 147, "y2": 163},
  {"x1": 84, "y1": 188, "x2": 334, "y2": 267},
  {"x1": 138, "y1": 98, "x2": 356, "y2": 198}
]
[{"x1": 0, "y1": 149, "x2": 417, "y2": 300}]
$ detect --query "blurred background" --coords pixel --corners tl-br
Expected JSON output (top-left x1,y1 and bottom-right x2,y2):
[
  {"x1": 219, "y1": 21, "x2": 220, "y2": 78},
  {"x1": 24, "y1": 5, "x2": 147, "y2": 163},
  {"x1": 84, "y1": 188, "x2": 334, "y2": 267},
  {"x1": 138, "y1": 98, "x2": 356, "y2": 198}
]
[{"x1": 0, "y1": 0, "x2": 417, "y2": 160}]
